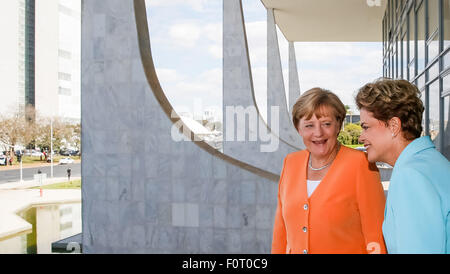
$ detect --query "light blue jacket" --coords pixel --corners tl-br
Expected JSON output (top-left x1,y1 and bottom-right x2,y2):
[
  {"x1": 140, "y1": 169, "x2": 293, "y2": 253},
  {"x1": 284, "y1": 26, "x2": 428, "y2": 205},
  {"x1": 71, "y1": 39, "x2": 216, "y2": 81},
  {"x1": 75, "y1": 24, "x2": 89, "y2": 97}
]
[{"x1": 383, "y1": 136, "x2": 450, "y2": 254}]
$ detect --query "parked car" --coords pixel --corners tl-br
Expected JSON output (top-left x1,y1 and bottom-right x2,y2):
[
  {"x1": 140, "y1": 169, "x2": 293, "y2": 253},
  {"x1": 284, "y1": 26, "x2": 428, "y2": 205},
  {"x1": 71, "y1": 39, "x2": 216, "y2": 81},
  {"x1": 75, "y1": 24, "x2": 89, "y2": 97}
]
[
  {"x1": 0, "y1": 155, "x2": 7, "y2": 166},
  {"x1": 68, "y1": 150, "x2": 79, "y2": 156},
  {"x1": 60, "y1": 149, "x2": 78, "y2": 156},
  {"x1": 355, "y1": 146, "x2": 367, "y2": 153},
  {"x1": 31, "y1": 150, "x2": 43, "y2": 157},
  {"x1": 59, "y1": 157, "x2": 74, "y2": 165}
]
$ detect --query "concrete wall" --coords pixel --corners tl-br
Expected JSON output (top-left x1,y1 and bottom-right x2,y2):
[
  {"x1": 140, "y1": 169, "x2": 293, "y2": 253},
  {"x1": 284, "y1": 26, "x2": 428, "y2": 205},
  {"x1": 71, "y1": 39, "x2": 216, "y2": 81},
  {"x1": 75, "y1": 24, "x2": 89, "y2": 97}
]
[{"x1": 81, "y1": 0, "x2": 279, "y2": 253}]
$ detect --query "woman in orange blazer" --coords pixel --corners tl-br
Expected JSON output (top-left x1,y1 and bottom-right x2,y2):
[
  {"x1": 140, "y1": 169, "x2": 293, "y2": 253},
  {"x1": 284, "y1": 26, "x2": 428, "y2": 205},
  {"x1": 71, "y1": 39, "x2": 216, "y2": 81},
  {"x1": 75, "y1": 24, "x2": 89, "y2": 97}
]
[{"x1": 272, "y1": 88, "x2": 387, "y2": 254}]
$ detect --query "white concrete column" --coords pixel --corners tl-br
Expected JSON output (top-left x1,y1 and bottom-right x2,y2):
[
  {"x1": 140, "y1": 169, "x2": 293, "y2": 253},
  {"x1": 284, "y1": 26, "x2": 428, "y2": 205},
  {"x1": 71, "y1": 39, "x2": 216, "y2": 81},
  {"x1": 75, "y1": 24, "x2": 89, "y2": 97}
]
[
  {"x1": 223, "y1": 0, "x2": 296, "y2": 174},
  {"x1": 267, "y1": 8, "x2": 303, "y2": 149},
  {"x1": 289, "y1": 41, "x2": 301, "y2": 113}
]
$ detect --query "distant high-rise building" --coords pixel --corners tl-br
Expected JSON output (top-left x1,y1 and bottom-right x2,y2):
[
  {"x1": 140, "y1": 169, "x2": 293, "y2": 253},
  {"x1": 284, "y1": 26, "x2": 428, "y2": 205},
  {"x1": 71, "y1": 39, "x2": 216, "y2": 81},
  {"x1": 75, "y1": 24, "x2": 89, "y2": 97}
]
[{"x1": 0, "y1": 0, "x2": 80, "y2": 122}]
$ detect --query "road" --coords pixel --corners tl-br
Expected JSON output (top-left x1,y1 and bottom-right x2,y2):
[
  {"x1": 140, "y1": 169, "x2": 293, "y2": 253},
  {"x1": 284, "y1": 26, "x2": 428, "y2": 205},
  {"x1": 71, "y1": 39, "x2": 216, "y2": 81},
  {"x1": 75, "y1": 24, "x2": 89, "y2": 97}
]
[{"x1": 0, "y1": 163, "x2": 81, "y2": 184}]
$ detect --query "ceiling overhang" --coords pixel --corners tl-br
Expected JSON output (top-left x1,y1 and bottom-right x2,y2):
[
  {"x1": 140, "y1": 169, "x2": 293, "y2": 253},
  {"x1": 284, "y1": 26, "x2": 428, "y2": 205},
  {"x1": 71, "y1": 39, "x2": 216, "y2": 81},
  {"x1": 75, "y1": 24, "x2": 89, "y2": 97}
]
[{"x1": 260, "y1": 0, "x2": 388, "y2": 42}]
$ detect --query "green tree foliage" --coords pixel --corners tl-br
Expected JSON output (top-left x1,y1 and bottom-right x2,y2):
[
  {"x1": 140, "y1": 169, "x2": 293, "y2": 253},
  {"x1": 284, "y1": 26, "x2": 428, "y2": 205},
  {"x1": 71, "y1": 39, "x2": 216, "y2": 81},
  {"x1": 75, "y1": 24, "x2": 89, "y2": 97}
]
[
  {"x1": 338, "y1": 130, "x2": 352, "y2": 145},
  {"x1": 338, "y1": 123, "x2": 363, "y2": 145},
  {"x1": 345, "y1": 123, "x2": 362, "y2": 145},
  {"x1": 0, "y1": 105, "x2": 36, "y2": 153},
  {"x1": 0, "y1": 107, "x2": 80, "y2": 153}
]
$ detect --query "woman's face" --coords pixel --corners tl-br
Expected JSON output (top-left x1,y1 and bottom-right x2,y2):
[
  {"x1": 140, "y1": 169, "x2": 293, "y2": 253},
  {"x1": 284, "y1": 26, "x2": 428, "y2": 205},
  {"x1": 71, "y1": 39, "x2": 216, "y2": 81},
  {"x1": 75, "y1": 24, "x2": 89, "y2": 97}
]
[
  {"x1": 359, "y1": 108, "x2": 393, "y2": 163},
  {"x1": 297, "y1": 106, "x2": 341, "y2": 159}
]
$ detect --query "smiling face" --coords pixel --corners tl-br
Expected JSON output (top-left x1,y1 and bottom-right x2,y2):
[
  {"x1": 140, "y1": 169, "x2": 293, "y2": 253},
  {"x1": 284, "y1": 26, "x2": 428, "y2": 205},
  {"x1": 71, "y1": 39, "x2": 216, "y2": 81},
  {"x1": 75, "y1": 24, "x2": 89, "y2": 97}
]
[
  {"x1": 359, "y1": 108, "x2": 394, "y2": 163},
  {"x1": 297, "y1": 106, "x2": 341, "y2": 159}
]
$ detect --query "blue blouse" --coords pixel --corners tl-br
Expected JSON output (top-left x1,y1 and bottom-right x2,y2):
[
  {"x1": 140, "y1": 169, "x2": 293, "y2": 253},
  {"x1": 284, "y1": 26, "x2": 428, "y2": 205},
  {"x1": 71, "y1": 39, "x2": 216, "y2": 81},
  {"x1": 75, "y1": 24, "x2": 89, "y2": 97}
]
[{"x1": 382, "y1": 136, "x2": 450, "y2": 254}]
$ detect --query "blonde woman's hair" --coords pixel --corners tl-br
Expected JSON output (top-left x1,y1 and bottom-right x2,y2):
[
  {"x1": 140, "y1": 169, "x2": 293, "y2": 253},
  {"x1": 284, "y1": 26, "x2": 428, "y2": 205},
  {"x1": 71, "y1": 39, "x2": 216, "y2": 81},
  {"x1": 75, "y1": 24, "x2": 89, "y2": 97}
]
[{"x1": 292, "y1": 87, "x2": 346, "y2": 131}]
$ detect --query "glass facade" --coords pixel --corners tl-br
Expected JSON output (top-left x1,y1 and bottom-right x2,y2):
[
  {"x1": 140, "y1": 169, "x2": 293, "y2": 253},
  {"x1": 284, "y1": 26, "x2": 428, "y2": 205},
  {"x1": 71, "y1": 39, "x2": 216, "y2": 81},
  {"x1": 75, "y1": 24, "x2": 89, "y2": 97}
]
[
  {"x1": 383, "y1": 0, "x2": 450, "y2": 159},
  {"x1": 18, "y1": 0, "x2": 26, "y2": 112},
  {"x1": 445, "y1": 0, "x2": 450, "y2": 49},
  {"x1": 25, "y1": 0, "x2": 35, "y2": 120}
]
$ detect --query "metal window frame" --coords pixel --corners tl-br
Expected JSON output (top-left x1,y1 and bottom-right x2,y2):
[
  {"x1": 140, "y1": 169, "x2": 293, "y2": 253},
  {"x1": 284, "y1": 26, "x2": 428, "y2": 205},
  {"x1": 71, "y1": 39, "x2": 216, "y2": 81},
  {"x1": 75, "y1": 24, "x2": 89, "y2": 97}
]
[{"x1": 383, "y1": 0, "x2": 447, "y2": 152}]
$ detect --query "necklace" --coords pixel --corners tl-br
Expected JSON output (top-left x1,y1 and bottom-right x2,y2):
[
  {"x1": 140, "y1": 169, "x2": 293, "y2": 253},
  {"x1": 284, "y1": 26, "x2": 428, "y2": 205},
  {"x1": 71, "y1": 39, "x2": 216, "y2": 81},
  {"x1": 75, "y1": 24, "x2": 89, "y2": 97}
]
[
  {"x1": 308, "y1": 158, "x2": 331, "y2": 171},
  {"x1": 308, "y1": 144, "x2": 340, "y2": 171}
]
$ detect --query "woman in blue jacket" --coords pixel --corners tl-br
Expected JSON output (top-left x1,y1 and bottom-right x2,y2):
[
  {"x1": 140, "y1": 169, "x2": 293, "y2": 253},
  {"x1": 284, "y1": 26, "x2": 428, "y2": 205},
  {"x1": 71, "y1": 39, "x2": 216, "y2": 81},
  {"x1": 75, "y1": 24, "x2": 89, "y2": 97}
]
[{"x1": 355, "y1": 78, "x2": 450, "y2": 254}]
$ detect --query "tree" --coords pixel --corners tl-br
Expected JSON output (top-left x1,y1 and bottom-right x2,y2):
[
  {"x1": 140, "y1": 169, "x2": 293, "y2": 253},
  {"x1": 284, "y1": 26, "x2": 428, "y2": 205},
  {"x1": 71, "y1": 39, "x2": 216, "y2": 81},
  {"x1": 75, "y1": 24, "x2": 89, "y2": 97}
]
[
  {"x1": 61, "y1": 123, "x2": 81, "y2": 152},
  {"x1": 0, "y1": 106, "x2": 81, "y2": 157},
  {"x1": 344, "y1": 123, "x2": 363, "y2": 145},
  {"x1": 338, "y1": 130, "x2": 352, "y2": 145},
  {"x1": 70, "y1": 123, "x2": 81, "y2": 152},
  {"x1": 35, "y1": 116, "x2": 72, "y2": 152},
  {"x1": 0, "y1": 106, "x2": 35, "y2": 155}
]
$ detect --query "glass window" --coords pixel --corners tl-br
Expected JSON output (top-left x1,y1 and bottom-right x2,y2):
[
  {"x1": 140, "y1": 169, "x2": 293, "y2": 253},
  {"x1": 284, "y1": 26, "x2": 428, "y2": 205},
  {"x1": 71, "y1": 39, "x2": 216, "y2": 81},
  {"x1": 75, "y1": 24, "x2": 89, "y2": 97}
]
[
  {"x1": 402, "y1": 35, "x2": 408, "y2": 79},
  {"x1": 409, "y1": 62, "x2": 415, "y2": 80},
  {"x1": 428, "y1": 61, "x2": 440, "y2": 81},
  {"x1": 409, "y1": 10, "x2": 415, "y2": 63},
  {"x1": 444, "y1": 96, "x2": 450, "y2": 159},
  {"x1": 417, "y1": 73, "x2": 426, "y2": 90},
  {"x1": 396, "y1": 37, "x2": 400, "y2": 78},
  {"x1": 428, "y1": 32, "x2": 440, "y2": 62},
  {"x1": 387, "y1": 52, "x2": 391, "y2": 77},
  {"x1": 445, "y1": 51, "x2": 450, "y2": 70},
  {"x1": 445, "y1": 0, "x2": 450, "y2": 49},
  {"x1": 383, "y1": 18, "x2": 386, "y2": 49},
  {"x1": 429, "y1": 80, "x2": 440, "y2": 148},
  {"x1": 393, "y1": 50, "x2": 397, "y2": 78},
  {"x1": 428, "y1": 0, "x2": 439, "y2": 35},
  {"x1": 444, "y1": 73, "x2": 450, "y2": 93},
  {"x1": 421, "y1": 88, "x2": 427, "y2": 136},
  {"x1": 417, "y1": 3, "x2": 425, "y2": 73},
  {"x1": 391, "y1": 54, "x2": 395, "y2": 78}
]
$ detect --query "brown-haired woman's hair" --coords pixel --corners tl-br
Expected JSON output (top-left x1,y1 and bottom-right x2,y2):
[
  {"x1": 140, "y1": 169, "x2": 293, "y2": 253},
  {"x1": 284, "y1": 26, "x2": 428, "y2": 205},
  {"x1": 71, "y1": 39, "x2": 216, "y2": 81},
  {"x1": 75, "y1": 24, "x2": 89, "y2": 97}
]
[
  {"x1": 292, "y1": 87, "x2": 346, "y2": 131},
  {"x1": 355, "y1": 78, "x2": 424, "y2": 140}
]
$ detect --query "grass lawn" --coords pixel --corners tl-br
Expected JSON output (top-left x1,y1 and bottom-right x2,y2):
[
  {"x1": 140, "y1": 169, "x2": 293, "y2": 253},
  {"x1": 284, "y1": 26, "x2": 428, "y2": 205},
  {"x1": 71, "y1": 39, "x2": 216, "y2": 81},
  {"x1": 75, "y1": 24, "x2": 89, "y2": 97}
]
[
  {"x1": 9, "y1": 155, "x2": 80, "y2": 166},
  {"x1": 31, "y1": 179, "x2": 81, "y2": 189}
]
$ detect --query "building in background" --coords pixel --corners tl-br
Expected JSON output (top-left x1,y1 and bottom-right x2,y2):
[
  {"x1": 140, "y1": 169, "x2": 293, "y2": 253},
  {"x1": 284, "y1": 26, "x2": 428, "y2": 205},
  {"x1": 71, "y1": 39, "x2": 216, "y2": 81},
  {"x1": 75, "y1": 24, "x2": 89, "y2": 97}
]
[
  {"x1": 345, "y1": 114, "x2": 361, "y2": 125},
  {"x1": 0, "y1": 0, "x2": 81, "y2": 123},
  {"x1": 0, "y1": 0, "x2": 28, "y2": 116},
  {"x1": 382, "y1": 0, "x2": 450, "y2": 158}
]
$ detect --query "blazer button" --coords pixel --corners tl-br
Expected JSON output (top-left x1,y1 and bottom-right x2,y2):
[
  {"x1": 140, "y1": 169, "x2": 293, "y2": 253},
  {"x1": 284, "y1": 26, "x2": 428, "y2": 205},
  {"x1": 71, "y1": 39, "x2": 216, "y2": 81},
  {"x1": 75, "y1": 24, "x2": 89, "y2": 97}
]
[
  {"x1": 302, "y1": 226, "x2": 307, "y2": 233},
  {"x1": 303, "y1": 249, "x2": 308, "y2": 254},
  {"x1": 303, "y1": 203, "x2": 308, "y2": 210}
]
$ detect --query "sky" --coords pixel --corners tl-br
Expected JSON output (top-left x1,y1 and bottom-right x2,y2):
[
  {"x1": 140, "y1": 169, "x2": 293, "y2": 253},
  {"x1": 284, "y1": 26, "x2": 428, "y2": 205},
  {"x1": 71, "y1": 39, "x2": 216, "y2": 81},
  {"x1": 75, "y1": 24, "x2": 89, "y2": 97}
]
[{"x1": 145, "y1": 0, "x2": 383, "y2": 121}]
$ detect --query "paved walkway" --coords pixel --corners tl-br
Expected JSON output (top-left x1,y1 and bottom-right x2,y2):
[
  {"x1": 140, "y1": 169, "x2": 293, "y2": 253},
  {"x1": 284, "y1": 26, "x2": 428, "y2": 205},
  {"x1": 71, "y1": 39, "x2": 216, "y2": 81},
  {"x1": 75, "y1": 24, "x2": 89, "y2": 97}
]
[{"x1": 0, "y1": 176, "x2": 81, "y2": 241}]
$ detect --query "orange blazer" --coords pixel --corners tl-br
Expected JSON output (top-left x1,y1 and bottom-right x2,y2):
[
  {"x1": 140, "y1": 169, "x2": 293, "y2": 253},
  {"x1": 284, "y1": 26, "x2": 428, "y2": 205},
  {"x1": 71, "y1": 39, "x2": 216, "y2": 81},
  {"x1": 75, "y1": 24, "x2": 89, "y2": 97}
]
[{"x1": 272, "y1": 146, "x2": 387, "y2": 254}]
